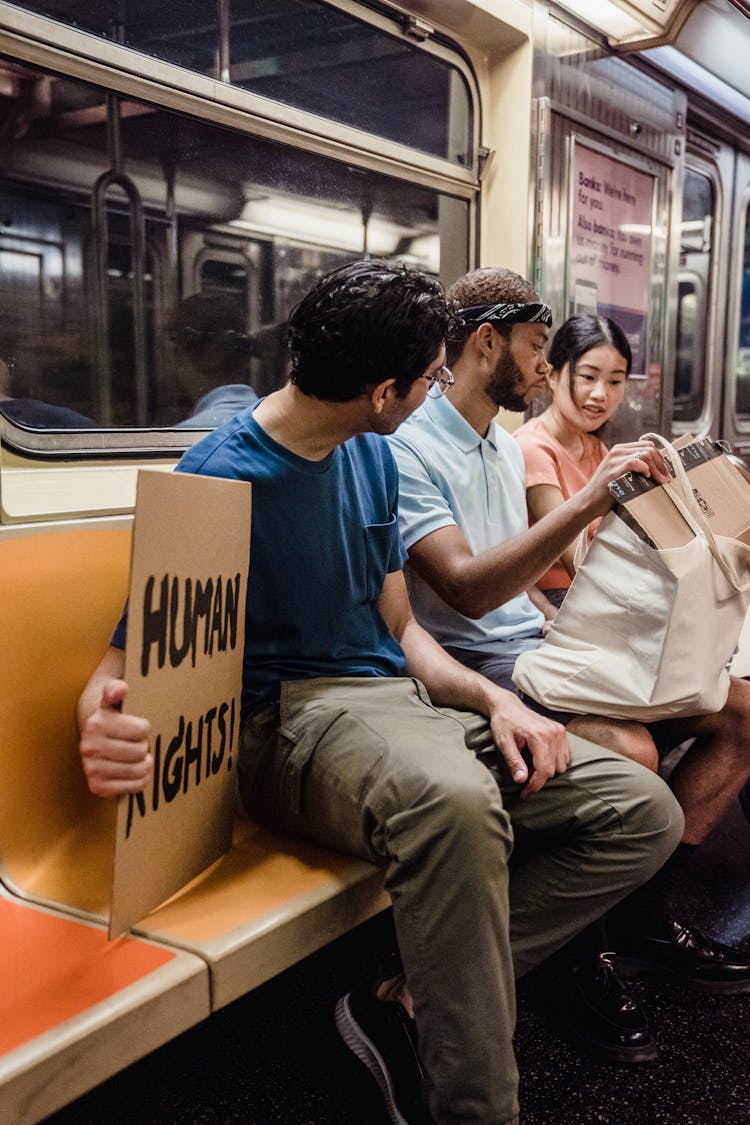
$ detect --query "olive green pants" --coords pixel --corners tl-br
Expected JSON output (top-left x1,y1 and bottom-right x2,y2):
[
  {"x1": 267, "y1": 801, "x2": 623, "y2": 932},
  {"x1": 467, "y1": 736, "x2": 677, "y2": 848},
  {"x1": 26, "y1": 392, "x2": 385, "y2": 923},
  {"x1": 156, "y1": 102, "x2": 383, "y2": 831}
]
[{"x1": 239, "y1": 677, "x2": 684, "y2": 1125}]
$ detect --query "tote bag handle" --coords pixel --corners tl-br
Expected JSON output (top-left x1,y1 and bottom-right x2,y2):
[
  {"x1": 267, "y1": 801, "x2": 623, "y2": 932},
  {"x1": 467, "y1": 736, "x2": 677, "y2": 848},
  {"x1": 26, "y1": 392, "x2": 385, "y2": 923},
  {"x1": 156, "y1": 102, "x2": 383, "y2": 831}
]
[
  {"x1": 573, "y1": 522, "x2": 594, "y2": 570},
  {"x1": 640, "y1": 432, "x2": 750, "y2": 594}
]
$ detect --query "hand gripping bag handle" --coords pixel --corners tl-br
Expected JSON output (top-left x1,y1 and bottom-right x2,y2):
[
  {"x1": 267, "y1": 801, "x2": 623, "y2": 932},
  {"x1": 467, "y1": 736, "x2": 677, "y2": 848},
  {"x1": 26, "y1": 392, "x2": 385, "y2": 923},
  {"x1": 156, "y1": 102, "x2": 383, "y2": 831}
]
[
  {"x1": 640, "y1": 432, "x2": 750, "y2": 594},
  {"x1": 572, "y1": 434, "x2": 750, "y2": 593}
]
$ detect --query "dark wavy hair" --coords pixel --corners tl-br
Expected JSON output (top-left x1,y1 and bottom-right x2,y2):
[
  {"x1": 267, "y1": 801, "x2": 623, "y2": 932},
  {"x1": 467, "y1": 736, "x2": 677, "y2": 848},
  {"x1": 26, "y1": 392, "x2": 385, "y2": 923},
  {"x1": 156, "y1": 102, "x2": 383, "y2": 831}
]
[
  {"x1": 548, "y1": 314, "x2": 632, "y2": 388},
  {"x1": 288, "y1": 259, "x2": 460, "y2": 401}
]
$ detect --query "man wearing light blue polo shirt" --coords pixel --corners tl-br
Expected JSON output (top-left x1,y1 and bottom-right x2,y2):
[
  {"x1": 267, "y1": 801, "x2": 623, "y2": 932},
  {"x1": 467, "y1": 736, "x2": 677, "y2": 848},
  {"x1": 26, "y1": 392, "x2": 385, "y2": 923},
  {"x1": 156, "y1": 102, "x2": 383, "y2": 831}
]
[
  {"x1": 388, "y1": 268, "x2": 650, "y2": 758},
  {"x1": 391, "y1": 377, "x2": 549, "y2": 673}
]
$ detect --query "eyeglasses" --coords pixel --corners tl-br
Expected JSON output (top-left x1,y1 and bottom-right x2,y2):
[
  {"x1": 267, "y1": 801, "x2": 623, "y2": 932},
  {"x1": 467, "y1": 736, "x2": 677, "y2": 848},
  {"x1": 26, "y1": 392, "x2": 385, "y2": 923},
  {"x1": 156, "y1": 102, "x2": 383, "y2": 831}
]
[{"x1": 422, "y1": 365, "x2": 455, "y2": 399}]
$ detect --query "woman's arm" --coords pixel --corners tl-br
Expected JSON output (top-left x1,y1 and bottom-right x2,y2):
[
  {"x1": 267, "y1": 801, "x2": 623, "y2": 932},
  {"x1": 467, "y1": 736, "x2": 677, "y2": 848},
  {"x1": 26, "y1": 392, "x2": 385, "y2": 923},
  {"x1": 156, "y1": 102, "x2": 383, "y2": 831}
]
[
  {"x1": 526, "y1": 483, "x2": 578, "y2": 579},
  {"x1": 525, "y1": 583, "x2": 559, "y2": 629}
]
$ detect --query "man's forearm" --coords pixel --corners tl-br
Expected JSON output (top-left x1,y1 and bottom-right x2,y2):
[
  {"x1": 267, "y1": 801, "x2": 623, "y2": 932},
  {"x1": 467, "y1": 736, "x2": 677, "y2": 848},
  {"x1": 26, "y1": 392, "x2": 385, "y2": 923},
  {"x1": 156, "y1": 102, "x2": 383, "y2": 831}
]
[
  {"x1": 399, "y1": 618, "x2": 512, "y2": 717},
  {"x1": 412, "y1": 488, "x2": 595, "y2": 620}
]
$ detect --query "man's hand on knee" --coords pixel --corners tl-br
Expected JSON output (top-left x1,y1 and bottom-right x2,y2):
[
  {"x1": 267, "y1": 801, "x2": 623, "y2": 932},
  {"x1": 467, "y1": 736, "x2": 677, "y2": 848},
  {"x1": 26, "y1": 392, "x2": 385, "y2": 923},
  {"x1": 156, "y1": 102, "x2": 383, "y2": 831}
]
[{"x1": 488, "y1": 690, "x2": 570, "y2": 796}]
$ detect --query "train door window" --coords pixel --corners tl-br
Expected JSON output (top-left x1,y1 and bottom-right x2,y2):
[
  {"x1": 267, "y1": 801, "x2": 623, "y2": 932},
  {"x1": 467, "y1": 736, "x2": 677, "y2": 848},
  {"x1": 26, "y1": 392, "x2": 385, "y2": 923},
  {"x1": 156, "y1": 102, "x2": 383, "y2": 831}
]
[
  {"x1": 735, "y1": 202, "x2": 750, "y2": 417},
  {"x1": 13, "y1": 1, "x2": 472, "y2": 167},
  {"x1": 674, "y1": 168, "x2": 714, "y2": 423}
]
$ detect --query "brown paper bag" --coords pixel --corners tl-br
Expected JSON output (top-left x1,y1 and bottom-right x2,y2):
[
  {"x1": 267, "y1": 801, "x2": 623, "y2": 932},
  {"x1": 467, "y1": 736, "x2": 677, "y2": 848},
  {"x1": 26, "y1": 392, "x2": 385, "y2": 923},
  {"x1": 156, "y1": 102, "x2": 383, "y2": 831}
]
[{"x1": 608, "y1": 436, "x2": 750, "y2": 550}]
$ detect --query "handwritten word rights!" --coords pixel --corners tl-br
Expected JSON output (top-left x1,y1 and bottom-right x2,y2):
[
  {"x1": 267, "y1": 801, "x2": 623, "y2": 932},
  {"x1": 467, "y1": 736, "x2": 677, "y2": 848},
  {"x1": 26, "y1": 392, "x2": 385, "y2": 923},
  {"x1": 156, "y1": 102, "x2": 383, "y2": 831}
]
[
  {"x1": 126, "y1": 698, "x2": 237, "y2": 837},
  {"x1": 141, "y1": 572, "x2": 242, "y2": 676}
]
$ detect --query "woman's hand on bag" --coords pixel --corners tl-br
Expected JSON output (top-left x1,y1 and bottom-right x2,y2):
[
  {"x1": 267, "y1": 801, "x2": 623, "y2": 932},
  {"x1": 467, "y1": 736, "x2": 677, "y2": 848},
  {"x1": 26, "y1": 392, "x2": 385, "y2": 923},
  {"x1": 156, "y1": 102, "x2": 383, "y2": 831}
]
[
  {"x1": 488, "y1": 690, "x2": 570, "y2": 797},
  {"x1": 585, "y1": 441, "x2": 670, "y2": 515}
]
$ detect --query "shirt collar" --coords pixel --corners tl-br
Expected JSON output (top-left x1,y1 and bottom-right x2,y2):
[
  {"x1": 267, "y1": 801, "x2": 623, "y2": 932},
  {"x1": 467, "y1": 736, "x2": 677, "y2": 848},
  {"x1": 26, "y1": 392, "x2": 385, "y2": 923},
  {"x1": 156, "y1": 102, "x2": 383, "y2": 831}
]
[{"x1": 421, "y1": 393, "x2": 498, "y2": 453}]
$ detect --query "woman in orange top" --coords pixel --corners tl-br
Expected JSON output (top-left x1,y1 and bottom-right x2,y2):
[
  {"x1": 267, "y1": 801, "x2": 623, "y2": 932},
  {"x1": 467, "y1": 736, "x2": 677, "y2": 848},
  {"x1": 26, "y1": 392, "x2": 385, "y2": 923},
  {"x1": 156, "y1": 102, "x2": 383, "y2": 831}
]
[{"x1": 514, "y1": 313, "x2": 630, "y2": 607}]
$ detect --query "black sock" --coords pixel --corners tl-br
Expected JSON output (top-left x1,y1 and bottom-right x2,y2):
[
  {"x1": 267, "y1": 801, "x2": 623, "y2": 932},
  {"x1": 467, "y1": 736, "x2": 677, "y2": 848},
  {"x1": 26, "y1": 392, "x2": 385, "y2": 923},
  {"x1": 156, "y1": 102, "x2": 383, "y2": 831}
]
[
  {"x1": 535, "y1": 918, "x2": 611, "y2": 984},
  {"x1": 606, "y1": 842, "x2": 698, "y2": 942}
]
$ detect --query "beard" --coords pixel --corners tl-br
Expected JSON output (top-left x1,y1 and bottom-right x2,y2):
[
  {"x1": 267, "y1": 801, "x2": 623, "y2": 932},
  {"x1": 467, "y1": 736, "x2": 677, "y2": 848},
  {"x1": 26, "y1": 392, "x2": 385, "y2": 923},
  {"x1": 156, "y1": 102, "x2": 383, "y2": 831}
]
[{"x1": 485, "y1": 345, "x2": 530, "y2": 412}]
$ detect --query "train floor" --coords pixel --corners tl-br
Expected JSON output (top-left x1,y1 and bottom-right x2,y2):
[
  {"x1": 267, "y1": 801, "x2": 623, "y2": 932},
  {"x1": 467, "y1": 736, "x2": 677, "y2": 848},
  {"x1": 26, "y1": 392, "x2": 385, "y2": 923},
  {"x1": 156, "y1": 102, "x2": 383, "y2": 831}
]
[{"x1": 46, "y1": 797, "x2": 750, "y2": 1125}]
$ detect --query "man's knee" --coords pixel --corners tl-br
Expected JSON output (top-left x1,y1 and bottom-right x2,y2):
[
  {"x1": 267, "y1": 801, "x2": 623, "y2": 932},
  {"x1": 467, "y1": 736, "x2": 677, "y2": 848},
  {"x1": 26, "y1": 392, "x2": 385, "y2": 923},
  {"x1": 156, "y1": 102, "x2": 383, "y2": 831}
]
[
  {"x1": 568, "y1": 716, "x2": 659, "y2": 772},
  {"x1": 722, "y1": 676, "x2": 750, "y2": 732},
  {"x1": 566, "y1": 738, "x2": 684, "y2": 862},
  {"x1": 620, "y1": 761, "x2": 685, "y2": 863},
  {"x1": 678, "y1": 675, "x2": 750, "y2": 747},
  {"x1": 383, "y1": 759, "x2": 514, "y2": 868}
]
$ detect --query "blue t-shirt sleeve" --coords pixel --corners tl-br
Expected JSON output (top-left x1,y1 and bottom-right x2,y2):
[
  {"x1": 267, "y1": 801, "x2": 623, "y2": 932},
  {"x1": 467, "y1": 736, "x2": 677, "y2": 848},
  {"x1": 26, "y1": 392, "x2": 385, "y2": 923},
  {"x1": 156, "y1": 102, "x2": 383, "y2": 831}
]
[
  {"x1": 378, "y1": 439, "x2": 408, "y2": 573},
  {"x1": 111, "y1": 604, "x2": 128, "y2": 649},
  {"x1": 388, "y1": 435, "x2": 457, "y2": 551},
  {"x1": 393, "y1": 523, "x2": 408, "y2": 572},
  {"x1": 383, "y1": 515, "x2": 408, "y2": 573}
]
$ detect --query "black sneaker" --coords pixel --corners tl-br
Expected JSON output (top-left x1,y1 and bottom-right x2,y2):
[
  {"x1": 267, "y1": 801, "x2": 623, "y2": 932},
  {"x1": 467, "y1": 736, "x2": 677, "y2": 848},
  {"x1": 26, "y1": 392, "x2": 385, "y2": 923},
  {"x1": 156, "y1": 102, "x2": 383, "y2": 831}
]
[
  {"x1": 550, "y1": 952, "x2": 657, "y2": 1064},
  {"x1": 616, "y1": 919, "x2": 750, "y2": 994},
  {"x1": 335, "y1": 983, "x2": 434, "y2": 1125}
]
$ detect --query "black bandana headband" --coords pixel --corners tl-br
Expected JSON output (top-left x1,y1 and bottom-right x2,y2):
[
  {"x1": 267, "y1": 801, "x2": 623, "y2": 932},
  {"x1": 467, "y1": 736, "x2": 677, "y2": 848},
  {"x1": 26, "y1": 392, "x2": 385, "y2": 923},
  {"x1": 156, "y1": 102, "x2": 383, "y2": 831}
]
[{"x1": 458, "y1": 301, "x2": 552, "y2": 327}]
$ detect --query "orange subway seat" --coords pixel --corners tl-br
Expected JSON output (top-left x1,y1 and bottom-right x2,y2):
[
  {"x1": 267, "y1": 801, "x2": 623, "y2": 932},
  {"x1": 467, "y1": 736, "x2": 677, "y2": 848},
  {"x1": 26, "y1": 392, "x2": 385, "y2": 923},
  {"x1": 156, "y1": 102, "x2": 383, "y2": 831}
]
[
  {"x1": 0, "y1": 526, "x2": 131, "y2": 913},
  {"x1": 0, "y1": 896, "x2": 176, "y2": 1054},
  {"x1": 0, "y1": 522, "x2": 388, "y2": 1027}
]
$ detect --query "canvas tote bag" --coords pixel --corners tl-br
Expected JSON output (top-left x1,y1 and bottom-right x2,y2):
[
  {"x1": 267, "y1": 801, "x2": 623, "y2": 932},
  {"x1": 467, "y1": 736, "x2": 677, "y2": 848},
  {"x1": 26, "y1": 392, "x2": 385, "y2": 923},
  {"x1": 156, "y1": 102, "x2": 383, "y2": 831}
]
[{"x1": 512, "y1": 434, "x2": 750, "y2": 721}]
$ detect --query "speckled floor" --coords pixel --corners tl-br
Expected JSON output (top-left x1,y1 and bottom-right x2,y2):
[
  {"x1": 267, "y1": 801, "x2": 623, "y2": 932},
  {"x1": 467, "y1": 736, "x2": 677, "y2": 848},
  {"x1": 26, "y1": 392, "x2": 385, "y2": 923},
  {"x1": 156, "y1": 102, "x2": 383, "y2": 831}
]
[{"x1": 46, "y1": 800, "x2": 750, "y2": 1125}]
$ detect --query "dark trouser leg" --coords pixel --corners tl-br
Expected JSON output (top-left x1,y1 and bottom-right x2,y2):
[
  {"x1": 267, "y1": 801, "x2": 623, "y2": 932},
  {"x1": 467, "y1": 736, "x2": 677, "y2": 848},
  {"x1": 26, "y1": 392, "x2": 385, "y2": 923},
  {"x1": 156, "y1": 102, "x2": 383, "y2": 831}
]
[{"x1": 240, "y1": 678, "x2": 520, "y2": 1125}]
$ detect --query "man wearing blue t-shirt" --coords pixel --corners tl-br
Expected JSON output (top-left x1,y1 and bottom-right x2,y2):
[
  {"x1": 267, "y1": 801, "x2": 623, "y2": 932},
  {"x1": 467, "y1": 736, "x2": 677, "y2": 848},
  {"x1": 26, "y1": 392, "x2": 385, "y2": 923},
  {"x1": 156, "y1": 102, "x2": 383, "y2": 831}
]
[{"x1": 77, "y1": 260, "x2": 682, "y2": 1125}]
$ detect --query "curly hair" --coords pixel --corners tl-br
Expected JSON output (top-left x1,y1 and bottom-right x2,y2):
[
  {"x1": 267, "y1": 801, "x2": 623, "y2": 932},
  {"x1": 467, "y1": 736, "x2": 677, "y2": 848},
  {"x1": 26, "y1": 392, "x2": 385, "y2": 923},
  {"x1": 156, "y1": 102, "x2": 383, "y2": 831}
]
[
  {"x1": 288, "y1": 259, "x2": 461, "y2": 401},
  {"x1": 445, "y1": 267, "x2": 540, "y2": 365}
]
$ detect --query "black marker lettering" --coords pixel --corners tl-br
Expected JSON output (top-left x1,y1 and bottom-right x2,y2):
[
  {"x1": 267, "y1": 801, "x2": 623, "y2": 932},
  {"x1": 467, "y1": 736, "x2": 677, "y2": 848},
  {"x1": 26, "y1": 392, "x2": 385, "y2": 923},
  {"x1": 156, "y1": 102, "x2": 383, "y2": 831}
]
[{"x1": 141, "y1": 574, "x2": 168, "y2": 676}]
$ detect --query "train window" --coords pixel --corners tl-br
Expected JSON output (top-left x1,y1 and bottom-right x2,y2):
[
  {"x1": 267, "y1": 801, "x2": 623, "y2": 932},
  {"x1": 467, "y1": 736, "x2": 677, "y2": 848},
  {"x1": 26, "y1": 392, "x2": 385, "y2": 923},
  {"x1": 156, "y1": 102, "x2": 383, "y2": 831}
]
[
  {"x1": 228, "y1": 1, "x2": 471, "y2": 166},
  {"x1": 674, "y1": 168, "x2": 714, "y2": 423},
  {"x1": 735, "y1": 204, "x2": 750, "y2": 417},
  {"x1": 25, "y1": 0, "x2": 217, "y2": 74},
  {"x1": 14, "y1": 0, "x2": 472, "y2": 167},
  {"x1": 0, "y1": 60, "x2": 467, "y2": 436}
]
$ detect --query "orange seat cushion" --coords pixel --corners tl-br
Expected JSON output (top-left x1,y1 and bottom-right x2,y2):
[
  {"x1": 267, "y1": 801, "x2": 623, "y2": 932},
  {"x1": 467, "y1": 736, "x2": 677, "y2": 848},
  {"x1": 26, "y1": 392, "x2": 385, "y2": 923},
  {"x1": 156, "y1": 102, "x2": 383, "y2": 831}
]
[
  {"x1": 0, "y1": 897, "x2": 175, "y2": 1055},
  {"x1": 0, "y1": 527, "x2": 131, "y2": 911}
]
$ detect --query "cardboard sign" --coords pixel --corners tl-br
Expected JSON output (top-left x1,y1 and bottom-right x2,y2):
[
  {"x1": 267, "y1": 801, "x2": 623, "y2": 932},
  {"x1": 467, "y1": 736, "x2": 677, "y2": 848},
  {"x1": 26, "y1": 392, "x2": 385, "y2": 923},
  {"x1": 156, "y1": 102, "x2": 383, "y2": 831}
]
[
  {"x1": 110, "y1": 470, "x2": 252, "y2": 938},
  {"x1": 609, "y1": 437, "x2": 750, "y2": 551}
]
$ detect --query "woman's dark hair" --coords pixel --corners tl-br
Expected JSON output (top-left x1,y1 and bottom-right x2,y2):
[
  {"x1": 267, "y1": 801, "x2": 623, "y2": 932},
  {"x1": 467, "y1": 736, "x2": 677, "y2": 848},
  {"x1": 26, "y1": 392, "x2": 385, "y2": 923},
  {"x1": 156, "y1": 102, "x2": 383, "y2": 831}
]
[
  {"x1": 287, "y1": 259, "x2": 460, "y2": 401},
  {"x1": 548, "y1": 314, "x2": 632, "y2": 388}
]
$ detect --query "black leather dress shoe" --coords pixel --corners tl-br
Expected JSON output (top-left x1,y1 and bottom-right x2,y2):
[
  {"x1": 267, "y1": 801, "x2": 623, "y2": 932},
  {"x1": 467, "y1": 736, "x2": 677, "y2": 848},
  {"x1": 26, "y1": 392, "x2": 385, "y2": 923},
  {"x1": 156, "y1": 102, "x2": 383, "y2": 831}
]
[
  {"x1": 552, "y1": 953, "x2": 657, "y2": 1063},
  {"x1": 616, "y1": 920, "x2": 750, "y2": 994}
]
